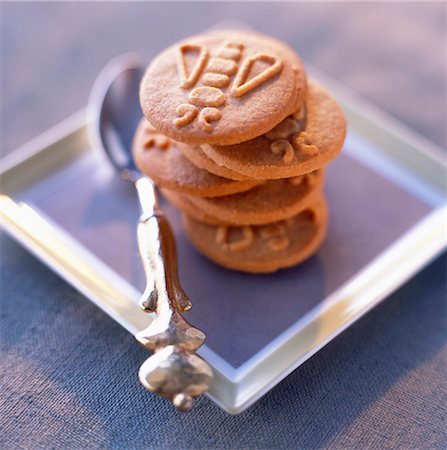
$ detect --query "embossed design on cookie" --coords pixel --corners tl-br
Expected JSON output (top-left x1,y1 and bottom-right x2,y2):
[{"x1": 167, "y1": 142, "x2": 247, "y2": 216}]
[
  {"x1": 216, "y1": 225, "x2": 254, "y2": 252},
  {"x1": 188, "y1": 86, "x2": 226, "y2": 107},
  {"x1": 266, "y1": 110, "x2": 319, "y2": 162},
  {"x1": 270, "y1": 140, "x2": 294, "y2": 163},
  {"x1": 266, "y1": 115, "x2": 302, "y2": 162},
  {"x1": 199, "y1": 108, "x2": 222, "y2": 132},
  {"x1": 230, "y1": 54, "x2": 283, "y2": 98},
  {"x1": 174, "y1": 41, "x2": 285, "y2": 132},
  {"x1": 174, "y1": 41, "x2": 244, "y2": 131},
  {"x1": 202, "y1": 73, "x2": 230, "y2": 88},
  {"x1": 177, "y1": 44, "x2": 209, "y2": 89},
  {"x1": 174, "y1": 104, "x2": 198, "y2": 128},
  {"x1": 207, "y1": 58, "x2": 238, "y2": 76},
  {"x1": 144, "y1": 127, "x2": 171, "y2": 150},
  {"x1": 292, "y1": 132, "x2": 319, "y2": 156},
  {"x1": 216, "y1": 42, "x2": 244, "y2": 61},
  {"x1": 260, "y1": 222, "x2": 290, "y2": 251},
  {"x1": 214, "y1": 221, "x2": 291, "y2": 253}
]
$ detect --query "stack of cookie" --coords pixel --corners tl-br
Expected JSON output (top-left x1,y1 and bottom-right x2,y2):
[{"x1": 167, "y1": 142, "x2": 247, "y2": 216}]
[{"x1": 133, "y1": 30, "x2": 346, "y2": 273}]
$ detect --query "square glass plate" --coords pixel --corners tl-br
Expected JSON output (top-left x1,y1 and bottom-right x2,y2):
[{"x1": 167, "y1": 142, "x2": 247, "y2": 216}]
[{"x1": 1, "y1": 69, "x2": 445, "y2": 413}]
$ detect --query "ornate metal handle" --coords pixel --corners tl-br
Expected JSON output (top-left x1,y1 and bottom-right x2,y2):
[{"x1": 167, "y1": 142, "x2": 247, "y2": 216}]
[{"x1": 133, "y1": 177, "x2": 212, "y2": 411}]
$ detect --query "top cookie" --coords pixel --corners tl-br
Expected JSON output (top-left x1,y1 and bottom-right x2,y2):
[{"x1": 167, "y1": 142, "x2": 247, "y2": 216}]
[{"x1": 140, "y1": 30, "x2": 306, "y2": 145}]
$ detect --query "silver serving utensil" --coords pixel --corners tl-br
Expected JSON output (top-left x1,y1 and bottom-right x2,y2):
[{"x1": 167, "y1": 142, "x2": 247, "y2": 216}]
[{"x1": 87, "y1": 54, "x2": 212, "y2": 411}]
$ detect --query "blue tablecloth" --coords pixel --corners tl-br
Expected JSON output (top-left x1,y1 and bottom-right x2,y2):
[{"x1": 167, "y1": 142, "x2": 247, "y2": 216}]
[{"x1": 1, "y1": 3, "x2": 446, "y2": 448}]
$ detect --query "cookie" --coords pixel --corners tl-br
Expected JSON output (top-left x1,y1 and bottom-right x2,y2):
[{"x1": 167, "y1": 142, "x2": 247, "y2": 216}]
[
  {"x1": 188, "y1": 170, "x2": 324, "y2": 226},
  {"x1": 132, "y1": 119, "x2": 260, "y2": 197},
  {"x1": 201, "y1": 81, "x2": 346, "y2": 179},
  {"x1": 139, "y1": 30, "x2": 306, "y2": 145},
  {"x1": 207, "y1": 28, "x2": 307, "y2": 110},
  {"x1": 161, "y1": 188, "x2": 223, "y2": 225},
  {"x1": 177, "y1": 141, "x2": 252, "y2": 181},
  {"x1": 183, "y1": 197, "x2": 328, "y2": 273},
  {"x1": 208, "y1": 29, "x2": 304, "y2": 70}
]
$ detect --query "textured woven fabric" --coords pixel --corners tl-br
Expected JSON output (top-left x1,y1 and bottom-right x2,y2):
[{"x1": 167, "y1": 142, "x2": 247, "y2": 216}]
[
  {"x1": 1, "y1": 234, "x2": 446, "y2": 449},
  {"x1": 1, "y1": 3, "x2": 446, "y2": 448}
]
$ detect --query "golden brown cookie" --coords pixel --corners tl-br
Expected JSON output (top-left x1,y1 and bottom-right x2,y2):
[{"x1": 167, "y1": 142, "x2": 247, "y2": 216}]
[
  {"x1": 208, "y1": 28, "x2": 307, "y2": 111},
  {"x1": 132, "y1": 119, "x2": 260, "y2": 197},
  {"x1": 188, "y1": 170, "x2": 324, "y2": 226},
  {"x1": 177, "y1": 141, "x2": 252, "y2": 181},
  {"x1": 201, "y1": 81, "x2": 346, "y2": 179},
  {"x1": 161, "y1": 188, "x2": 223, "y2": 225},
  {"x1": 139, "y1": 30, "x2": 306, "y2": 145},
  {"x1": 183, "y1": 197, "x2": 328, "y2": 273}
]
